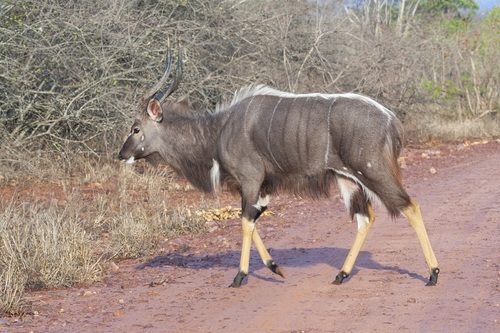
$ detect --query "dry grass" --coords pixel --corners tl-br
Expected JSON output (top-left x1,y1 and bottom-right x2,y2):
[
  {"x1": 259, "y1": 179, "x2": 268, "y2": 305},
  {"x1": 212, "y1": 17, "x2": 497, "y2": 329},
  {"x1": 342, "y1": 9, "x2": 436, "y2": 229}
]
[
  {"x1": 0, "y1": 199, "x2": 101, "y2": 314},
  {"x1": 406, "y1": 113, "x2": 500, "y2": 141},
  {"x1": 0, "y1": 160, "x2": 208, "y2": 315}
]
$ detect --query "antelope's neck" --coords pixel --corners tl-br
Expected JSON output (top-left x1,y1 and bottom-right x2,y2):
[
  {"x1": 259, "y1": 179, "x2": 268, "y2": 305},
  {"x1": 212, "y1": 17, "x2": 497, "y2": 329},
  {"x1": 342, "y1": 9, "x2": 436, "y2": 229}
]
[{"x1": 161, "y1": 112, "x2": 225, "y2": 192}]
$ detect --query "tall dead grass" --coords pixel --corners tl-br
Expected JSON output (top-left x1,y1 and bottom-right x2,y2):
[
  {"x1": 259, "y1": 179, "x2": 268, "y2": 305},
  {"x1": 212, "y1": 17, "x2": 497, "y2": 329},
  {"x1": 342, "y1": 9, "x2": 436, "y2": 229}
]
[
  {"x1": 0, "y1": 160, "x2": 207, "y2": 315},
  {"x1": 0, "y1": 199, "x2": 101, "y2": 314}
]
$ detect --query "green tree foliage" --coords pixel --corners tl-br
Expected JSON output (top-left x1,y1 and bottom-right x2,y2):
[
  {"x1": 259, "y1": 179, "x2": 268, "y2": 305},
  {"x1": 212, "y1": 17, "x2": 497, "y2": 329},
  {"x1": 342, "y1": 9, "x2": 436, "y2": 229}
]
[
  {"x1": 420, "y1": 0, "x2": 479, "y2": 18},
  {"x1": 419, "y1": 5, "x2": 499, "y2": 122}
]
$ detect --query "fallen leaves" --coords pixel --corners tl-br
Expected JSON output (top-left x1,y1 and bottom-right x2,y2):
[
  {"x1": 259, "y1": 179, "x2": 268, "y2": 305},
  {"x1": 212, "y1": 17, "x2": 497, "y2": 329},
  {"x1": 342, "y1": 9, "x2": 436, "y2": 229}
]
[{"x1": 193, "y1": 206, "x2": 274, "y2": 221}]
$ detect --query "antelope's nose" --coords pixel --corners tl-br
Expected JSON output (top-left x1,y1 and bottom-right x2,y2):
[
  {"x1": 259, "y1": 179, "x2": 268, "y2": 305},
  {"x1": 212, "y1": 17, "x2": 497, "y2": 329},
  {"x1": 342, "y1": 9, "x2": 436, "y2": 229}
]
[{"x1": 118, "y1": 151, "x2": 124, "y2": 160}]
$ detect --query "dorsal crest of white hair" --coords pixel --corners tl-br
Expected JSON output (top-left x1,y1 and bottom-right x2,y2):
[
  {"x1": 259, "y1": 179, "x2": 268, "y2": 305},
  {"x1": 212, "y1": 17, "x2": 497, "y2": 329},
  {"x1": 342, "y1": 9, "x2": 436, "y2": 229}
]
[
  {"x1": 216, "y1": 85, "x2": 270, "y2": 113},
  {"x1": 215, "y1": 84, "x2": 394, "y2": 119}
]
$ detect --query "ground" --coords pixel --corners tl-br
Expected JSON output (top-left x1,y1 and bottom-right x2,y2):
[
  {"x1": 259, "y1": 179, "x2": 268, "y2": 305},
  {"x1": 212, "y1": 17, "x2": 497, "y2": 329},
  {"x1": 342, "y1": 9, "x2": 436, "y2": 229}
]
[{"x1": 2, "y1": 140, "x2": 499, "y2": 332}]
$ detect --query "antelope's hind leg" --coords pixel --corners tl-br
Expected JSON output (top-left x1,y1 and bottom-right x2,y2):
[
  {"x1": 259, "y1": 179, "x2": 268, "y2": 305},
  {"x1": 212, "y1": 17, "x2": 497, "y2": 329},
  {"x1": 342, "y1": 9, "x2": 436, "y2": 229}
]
[
  {"x1": 333, "y1": 178, "x2": 376, "y2": 285},
  {"x1": 333, "y1": 205, "x2": 376, "y2": 285},
  {"x1": 230, "y1": 195, "x2": 284, "y2": 288},
  {"x1": 402, "y1": 198, "x2": 440, "y2": 286}
]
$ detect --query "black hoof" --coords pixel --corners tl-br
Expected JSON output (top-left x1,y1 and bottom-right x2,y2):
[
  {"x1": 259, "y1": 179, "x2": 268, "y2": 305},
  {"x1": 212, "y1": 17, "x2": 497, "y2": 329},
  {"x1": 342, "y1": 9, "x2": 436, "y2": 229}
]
[
  {"x1": 425, "y1": 268, "x2": 440, "y2": 286},
  {"x1": 229, "y1": 271, "x2": 247, "y2": 288},
  {"x1": 332, "y1": 271, "x2": 349, "y2": 285},
  {"x1": 265, "y1": 260, "x2": 286, "y2": 278}
]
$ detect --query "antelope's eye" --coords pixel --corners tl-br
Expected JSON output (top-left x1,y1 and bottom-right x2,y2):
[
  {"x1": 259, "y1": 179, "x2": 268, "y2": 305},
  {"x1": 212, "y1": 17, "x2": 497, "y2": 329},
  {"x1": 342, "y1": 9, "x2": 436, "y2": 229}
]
[{"x1": 133, "y1": 127, "x2": 140, "y2": 134}]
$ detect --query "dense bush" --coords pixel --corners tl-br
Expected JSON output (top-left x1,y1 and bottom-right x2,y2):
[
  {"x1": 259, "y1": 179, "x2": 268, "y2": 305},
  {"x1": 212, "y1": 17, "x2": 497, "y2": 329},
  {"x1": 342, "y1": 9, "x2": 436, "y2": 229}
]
[{"x1": 1, "y1": 1, "x2": 498, "y2": 166}]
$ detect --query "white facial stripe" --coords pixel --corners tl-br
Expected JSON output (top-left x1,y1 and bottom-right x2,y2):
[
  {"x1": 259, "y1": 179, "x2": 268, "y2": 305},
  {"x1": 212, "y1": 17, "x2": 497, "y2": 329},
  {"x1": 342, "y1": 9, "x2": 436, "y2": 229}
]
[
  {"x1": 141, "y1": 135, "x2": 145, "y2": 142},
  {"x1": 125, "y1": 156, "x2": 136, "y2": 164},
  {"x1": 141, "y1": 147, "x2": 145, "y2": 151}
]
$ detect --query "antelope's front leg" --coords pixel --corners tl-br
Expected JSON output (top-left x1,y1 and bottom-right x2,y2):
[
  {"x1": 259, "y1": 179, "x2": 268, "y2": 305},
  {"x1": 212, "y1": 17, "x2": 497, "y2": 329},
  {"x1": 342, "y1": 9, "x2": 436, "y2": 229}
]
[
  {"x1": 230, "y1": 218, "x2": 285, "y2": 288},
  {"x1": 252, "y1": 227, "x2": 285, "y2": 279},
  {"x1": 230, "y1": 194, "x2": 284, "y2": 287},
  {"x1": 230, "y1": 217, "x2": 254, "y2": 288}
]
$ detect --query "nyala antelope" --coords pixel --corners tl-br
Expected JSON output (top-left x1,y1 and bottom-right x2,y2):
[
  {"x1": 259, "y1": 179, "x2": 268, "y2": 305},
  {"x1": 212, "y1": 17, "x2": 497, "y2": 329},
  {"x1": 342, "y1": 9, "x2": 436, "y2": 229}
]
[{"x1": 118, "y1": 48, "x2": 440, "y2": 287}]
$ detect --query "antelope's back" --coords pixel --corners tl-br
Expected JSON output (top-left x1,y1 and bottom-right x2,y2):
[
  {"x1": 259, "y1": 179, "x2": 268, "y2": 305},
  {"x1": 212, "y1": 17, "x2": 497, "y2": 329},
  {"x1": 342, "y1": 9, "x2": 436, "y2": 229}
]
[{"x1": 217, "y1": 93, "x2": 401, "y2": 174}]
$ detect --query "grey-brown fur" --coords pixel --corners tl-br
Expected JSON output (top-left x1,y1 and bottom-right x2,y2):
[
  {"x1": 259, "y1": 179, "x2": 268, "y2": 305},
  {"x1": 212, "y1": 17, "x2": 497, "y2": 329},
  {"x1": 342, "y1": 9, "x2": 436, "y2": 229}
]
[
  {"x1": 120, "y1": 100, "x2": 228, "y2": 192},
  {"x1": 215, "y1": 89, "x2": 409, "y2": 218},
  {"x1": 119, "y1": 85, "x2": 409, "y2": 219}
]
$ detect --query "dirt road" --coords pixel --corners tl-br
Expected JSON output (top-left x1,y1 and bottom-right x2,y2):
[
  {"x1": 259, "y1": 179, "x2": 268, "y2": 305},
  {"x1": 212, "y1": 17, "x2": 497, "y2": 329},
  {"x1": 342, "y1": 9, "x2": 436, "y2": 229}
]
[{"x1": 7, "y1": 141, "x2": 500, "y2": 332}]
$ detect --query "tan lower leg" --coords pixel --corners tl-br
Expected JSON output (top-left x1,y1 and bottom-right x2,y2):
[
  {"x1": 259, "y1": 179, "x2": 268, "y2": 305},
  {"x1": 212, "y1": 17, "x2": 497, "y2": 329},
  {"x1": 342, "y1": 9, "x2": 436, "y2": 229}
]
[
  {"x1": 402, "y1": 199, "x2": 439, "y2": 271},
  {"x1": 252, "y1": 227, "x2": 285, "y2": 278},
  {"x1": 238, "y1": 217, "x2": 254, "y2": 275},
  {"x1": 340, "y1": 205, "x2": 376, "y2": 276},
  {"x1": 252, "y1": 227, "x2": 272, "y2": 263}
]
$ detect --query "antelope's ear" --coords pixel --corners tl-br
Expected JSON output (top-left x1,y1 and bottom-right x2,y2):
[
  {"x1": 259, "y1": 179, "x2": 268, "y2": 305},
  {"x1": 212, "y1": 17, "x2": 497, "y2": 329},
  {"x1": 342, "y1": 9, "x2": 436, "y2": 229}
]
[{"x1": 146, "y1": 99, "x2": 163, "y2": 122}]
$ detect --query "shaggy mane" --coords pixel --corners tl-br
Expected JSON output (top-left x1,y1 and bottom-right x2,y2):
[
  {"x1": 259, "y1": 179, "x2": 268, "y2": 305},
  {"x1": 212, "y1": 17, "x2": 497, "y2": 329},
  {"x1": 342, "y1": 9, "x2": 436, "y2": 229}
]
[{"x1": 215, "y1": 84, "x2": 270, "y2": 113}]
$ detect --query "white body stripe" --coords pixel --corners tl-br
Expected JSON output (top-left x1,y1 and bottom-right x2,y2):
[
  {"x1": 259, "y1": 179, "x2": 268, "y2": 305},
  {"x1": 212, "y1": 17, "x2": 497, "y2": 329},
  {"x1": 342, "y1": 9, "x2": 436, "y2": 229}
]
[
  {"x1": 324, "y1": 99, "x2": 335, "y2": 165},
  {"x1": 333, "y1": 169, "x2": 382, "y2": 209},
  {"x1": 336, "y1": 176, "x2": 359, "y2": 213},
  {"x1": 267, "y1": 98, "x2": 284, "y2": 171}
]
